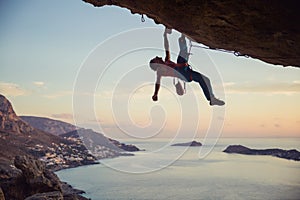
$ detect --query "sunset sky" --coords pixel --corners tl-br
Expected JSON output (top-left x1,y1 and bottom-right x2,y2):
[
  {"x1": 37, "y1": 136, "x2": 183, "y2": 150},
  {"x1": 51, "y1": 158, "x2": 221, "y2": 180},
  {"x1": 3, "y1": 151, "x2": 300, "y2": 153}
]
[{"x1": 1, "y1": 0, "x2": 299, "y2": 138}]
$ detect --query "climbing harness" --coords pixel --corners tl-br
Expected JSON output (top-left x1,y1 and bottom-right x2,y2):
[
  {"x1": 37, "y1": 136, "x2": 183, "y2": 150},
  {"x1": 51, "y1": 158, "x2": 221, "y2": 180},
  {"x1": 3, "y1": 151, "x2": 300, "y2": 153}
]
[
  {"x1": 173, "y1": 65, "x2": 192, "y2": 96},
  {"x1": 188, "y1": 40, "x2": 249, "y2": 58},
  {"x1": 141, "y1": 14, "x2": 145, "y2": 22}
]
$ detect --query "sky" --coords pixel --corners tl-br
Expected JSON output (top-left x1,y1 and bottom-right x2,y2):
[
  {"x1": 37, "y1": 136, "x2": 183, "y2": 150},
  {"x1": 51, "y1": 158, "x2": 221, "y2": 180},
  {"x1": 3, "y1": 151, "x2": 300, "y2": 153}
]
[{"x1": 0, "y1": 0, "x2": 300, "y2": 139}]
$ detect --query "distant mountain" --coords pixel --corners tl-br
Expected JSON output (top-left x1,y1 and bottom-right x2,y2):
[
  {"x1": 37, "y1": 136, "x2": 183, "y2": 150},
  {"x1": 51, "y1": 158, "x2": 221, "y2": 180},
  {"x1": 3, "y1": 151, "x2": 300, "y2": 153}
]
[
  {"x1": 20, "y1": 116, "x2": 77, "y2": 136},
  {"x1": 21, "y1": 115, "x2": 141, "y2": 159}
]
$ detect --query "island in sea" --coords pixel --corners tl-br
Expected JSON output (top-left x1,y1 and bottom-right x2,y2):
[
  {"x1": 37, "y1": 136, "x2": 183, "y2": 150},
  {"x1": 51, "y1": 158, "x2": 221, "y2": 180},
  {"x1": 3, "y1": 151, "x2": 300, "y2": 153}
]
[
  {"x1": 171, "y1": 140, "x2": 202, "y2": 147},
  {"x1": 223, "y1": 145, "x2": 300, "y2": 161}
]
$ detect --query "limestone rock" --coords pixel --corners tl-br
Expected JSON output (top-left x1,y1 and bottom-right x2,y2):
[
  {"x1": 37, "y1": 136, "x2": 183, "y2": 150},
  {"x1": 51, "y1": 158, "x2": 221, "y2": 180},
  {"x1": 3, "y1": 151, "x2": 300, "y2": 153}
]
[
  {"x1": 0, "y1": 94, "x2": 34, "y2": 134},
  {"x1": 24, "y1": 191, "x2": 63, "y2": 200},
  {"x1": 83, "y1": 0, "x2": 300, "y2": 67},
  {"x1": 0, "y1": 156, "x2": 62, "y2": 200},
  {"x1": 0, "y1": 187, "x2": 5, "y2": 200},
  {"x1": 14, "y1": 155, "x2": 62, "y2": 195}
]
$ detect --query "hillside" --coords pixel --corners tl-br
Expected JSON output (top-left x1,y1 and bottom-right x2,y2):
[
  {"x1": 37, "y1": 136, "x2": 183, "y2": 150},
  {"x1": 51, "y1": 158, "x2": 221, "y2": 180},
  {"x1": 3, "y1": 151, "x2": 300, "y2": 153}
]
[
  {"x1": 21, "y1": 115, "x2": 141, "y2": 159},
  {"x1": 0, "y1": 94, "x2": 98, "y2": 199},
  {"x1": 61, "y1": 129, "x2": 127, "y2": 159},
  {"x1": 0, "y1": 95, "x2": 97, "y2": 171},
  {"x1": 20, "y1": 116, "x2": 77, "y2": 136}
]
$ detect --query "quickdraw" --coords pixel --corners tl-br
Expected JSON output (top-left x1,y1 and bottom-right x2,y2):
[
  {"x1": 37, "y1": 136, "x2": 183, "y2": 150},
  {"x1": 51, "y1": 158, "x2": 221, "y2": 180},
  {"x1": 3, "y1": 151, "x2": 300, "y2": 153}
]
[
  {"x1": 188, "y1": 40, "x2": 249, "y2": 58},
  {"x1": 141, "y1": 14, "x2": 145, "y2": 22}
]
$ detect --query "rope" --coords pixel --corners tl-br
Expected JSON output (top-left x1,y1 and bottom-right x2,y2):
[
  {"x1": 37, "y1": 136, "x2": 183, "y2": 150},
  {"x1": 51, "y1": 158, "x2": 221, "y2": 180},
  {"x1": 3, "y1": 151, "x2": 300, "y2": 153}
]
[{"x1": 189, "y1": 40, "x2": 249, "y2": 58}]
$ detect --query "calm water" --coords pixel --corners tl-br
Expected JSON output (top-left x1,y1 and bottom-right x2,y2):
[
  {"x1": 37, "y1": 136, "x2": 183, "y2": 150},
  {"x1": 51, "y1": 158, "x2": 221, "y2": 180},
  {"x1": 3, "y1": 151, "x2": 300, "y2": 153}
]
[{"x1": 56, "y1": 138, "x2": 300, "y2": 200}]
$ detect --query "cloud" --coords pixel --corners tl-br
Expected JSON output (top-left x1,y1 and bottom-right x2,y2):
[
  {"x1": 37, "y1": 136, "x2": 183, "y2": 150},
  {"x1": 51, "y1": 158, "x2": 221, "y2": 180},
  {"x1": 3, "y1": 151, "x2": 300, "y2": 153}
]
[
  {"x1": 274, "y1": 123, "x2": 280, "y2": 128},
  {"x1": 224, "y1": 81, "x2": 300, "y2": 95},
  {"x1": 0, "y1": 82, "x2": 28, "y2": 97},
  {"x1": 293, "y1": 80, "x2": 300, "y2": 84},
  {"x1": 259, "y1": 124, "x2": 265, "y2": 128},
  {"x1": 51, "y1": 113, "x2": 73, "y2": 119},
  {"x1": 33, "y1": 81, "x2": 45, "y2": 87},
  {"x1": 223, "y1": 82, "x2": 236, "y2": 87},
  {"x1": 43, "y1": 90, "x2": 72, "y2": 99}
]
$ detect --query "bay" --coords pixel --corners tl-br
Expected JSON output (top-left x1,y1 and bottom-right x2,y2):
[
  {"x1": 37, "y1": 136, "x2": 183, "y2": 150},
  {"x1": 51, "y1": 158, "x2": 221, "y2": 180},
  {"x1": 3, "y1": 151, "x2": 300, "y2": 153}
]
[{"x1": 56, "y1": 138, "x2": 300, "y2": 200}]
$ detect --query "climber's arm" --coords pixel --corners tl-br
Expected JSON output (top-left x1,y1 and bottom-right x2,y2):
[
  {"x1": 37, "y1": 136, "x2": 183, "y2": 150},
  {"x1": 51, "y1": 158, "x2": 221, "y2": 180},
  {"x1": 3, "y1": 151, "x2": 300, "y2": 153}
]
[
  {"x1": 164, "y1": 32, "x2": 171, "y2": 61},
  {"x1": 152, "y1": 74, "x2": 161, "y2": 101},
  {"x1": 165, "y1": 50, "x2": 170, "y2": 62}
]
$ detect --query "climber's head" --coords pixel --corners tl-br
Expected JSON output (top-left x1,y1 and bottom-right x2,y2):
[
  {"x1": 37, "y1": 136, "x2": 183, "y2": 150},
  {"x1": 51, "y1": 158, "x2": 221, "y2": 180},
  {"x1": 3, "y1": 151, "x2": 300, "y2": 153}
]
[{"x1": 149, "y1": 56, "x2": 164, "y2": 71}]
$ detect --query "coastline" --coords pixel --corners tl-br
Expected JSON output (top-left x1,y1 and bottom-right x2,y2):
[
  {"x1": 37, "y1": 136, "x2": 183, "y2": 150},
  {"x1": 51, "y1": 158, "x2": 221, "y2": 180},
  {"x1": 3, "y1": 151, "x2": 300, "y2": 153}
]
[{"x1": 54, "y1": 138, "x2": 300, "y2": 200}]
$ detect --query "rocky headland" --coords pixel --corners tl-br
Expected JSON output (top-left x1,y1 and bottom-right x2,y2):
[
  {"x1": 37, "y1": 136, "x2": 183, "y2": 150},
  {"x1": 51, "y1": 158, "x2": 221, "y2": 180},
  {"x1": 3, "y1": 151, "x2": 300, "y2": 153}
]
[
  {"x1": 109, "y1": 138, "x2": 141, "y2": 152},
  {"x1": 223, "y1": 145, "x2": 300, "y2": 161}
]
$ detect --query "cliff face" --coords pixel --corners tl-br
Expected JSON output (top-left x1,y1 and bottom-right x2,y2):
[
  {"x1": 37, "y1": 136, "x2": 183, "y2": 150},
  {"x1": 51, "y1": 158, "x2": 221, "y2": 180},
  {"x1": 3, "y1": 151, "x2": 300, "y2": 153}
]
[
  {"x1": 3, "y1": 156, "x2": 62, "y2": 200},
  {"x1": 1, "y1": 155, "x2": 87, "y2": 200},
  {"x1": 0, "y1": 95, "x2": 34, "y2": 134},
  {"x1": 83, "y1": 0, "x2": 300, "y2": 67}
]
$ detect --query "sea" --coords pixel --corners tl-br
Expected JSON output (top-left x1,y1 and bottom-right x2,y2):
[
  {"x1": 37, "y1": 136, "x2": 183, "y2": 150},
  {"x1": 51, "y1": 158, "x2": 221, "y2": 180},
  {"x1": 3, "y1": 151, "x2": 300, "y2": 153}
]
[{"x1": 56, "y1": 138, "x2": 300, "y2": 200}]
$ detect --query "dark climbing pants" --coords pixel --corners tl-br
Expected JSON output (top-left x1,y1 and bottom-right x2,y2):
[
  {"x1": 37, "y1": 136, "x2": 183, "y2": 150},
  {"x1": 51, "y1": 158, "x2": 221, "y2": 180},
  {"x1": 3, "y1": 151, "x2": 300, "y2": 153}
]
[{"x1": 176, "y1": 35, "x2": 213, "y2": 101}]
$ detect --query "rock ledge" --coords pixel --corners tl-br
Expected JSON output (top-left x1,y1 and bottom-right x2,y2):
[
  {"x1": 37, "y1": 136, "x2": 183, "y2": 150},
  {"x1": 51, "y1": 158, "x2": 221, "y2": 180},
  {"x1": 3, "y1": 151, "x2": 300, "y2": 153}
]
[{"x1": 83, "y1": 0, "x2": 300, "y2": 67}]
